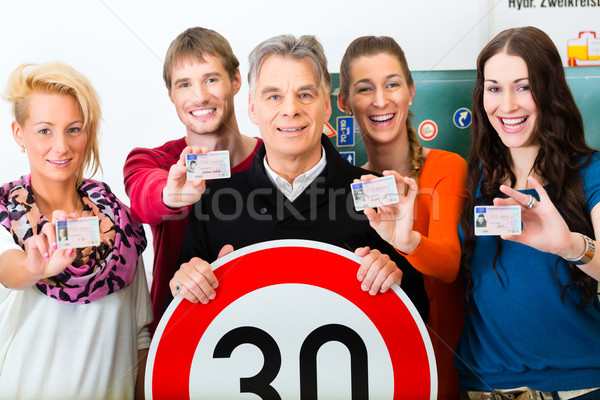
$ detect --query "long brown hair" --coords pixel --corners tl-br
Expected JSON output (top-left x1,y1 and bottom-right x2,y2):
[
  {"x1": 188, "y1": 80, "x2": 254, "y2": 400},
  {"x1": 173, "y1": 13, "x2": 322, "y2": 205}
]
[
  {"x1": 461, "y1": 26, "x2": 597, "y2": 306},
  {"x1": 339, "y1": 36, "x2": 423, "y2": 180}
]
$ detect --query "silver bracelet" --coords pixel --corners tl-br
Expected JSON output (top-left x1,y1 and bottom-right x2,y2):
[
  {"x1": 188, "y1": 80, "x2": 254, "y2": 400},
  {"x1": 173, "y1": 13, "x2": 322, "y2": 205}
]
[{"x1": 563, "y1": 233, "x2": 595, "y2": 266}]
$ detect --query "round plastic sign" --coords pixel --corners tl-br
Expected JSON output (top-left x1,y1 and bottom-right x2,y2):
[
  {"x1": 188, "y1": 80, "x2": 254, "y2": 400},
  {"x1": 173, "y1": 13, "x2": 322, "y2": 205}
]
[
  {"x1": 146, "y1": 240, "x2": 437, "y2": 399},
  {"x1": 453, "y1": 107, "x2": 472, "y2": 129},
  {"x1": 418, "y1": 120, "x2": 438, "y2": 141}
]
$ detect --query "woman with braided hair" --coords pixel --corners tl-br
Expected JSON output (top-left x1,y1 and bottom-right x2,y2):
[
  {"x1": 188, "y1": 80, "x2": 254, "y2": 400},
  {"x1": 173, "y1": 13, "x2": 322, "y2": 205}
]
[{"x1": 338, "y1": 35, "x2": 467, "y2": 399}]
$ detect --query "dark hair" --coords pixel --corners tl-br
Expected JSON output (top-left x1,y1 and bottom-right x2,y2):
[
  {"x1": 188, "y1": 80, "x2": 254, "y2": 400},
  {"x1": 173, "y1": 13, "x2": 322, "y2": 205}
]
[
  {"x1": 339, "y1": 36, "x2": 423, "y2": 179},
  {"x1": 461, "y1": 26, "x2": 597, "y2": 306}
]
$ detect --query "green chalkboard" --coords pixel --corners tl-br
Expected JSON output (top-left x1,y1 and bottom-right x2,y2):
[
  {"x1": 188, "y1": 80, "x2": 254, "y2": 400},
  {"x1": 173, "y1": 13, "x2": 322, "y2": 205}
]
[{"x1": 328, "y1": 66, "x2": 600, "y2": 166}]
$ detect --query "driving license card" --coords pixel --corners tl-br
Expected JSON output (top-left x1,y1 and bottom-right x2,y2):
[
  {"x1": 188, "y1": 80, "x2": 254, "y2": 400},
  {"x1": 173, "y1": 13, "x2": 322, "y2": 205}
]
[
  {"x1": 186, "y1": 151, "x2": 231, "y2": 181},
  {"x1": 351, "y1": 175, "x2": 399, "y2": 212},
  {"x1": 474, "y1": 206, "x2": 522, "y2": 236},
  {"x1": 56, "y1": 217, "x2": 100, "y2": 249}
]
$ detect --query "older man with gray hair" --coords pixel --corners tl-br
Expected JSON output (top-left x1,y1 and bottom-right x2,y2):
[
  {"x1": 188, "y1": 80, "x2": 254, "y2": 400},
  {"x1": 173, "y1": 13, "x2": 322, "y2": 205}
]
[{"x1": 169, "y1": 34, "x2": 428, "y2": 320}]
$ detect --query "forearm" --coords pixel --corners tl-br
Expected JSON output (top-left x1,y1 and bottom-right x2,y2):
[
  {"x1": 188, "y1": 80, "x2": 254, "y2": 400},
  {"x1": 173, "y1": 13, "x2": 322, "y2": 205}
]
[
  {"x1": 135, "y1": 348, "x2": 149, "y2": 400},
  {"x1": 124, "y1": 156, "x2": 184, "y2": 224},
  {"x1": 402, "y1": 235, "x2": 461, "y2": 283},
  {"x1": 0, "y1": 249, "x2": 40, "y2": 289}
]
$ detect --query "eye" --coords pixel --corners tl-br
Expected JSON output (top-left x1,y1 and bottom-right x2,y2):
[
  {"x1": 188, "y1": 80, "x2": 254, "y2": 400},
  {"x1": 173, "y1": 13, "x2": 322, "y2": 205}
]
[
  {"x1": 37, "y1": 128, "x2": 52, "y2": 135},
  {"x1": 486, "y1": 86, "x2": 500, "y2": 93},
  {"x1": 67, "y1": 126, "x2": 83, "y2": 135},
  {"x1": 516, "y1": 85, "x2": 530, "y2": 92},
  {"x1": 179, "y1": 82, "x2": 191, "y2": 88},
  {"x1": 206, "y1": 78, "x2": 218, "y2": 85},
  {"x1": 385, "y1": 82, "x2": 400, "y2": 89},
  {"x1": 299, "y1": 92, "x2": 313, "y2": 99},
  {"x1": 268, "y1": 94, "x2": 280, "y2": 101},
  {"x1": 357, "y1": 86, "x2": 373, "y2": 94}
]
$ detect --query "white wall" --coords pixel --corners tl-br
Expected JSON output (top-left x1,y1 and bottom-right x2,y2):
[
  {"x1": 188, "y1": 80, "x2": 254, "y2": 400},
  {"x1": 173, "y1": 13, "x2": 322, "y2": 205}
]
[{"x1": 0, "y1": 0, "x2": 496, "y2": 269}]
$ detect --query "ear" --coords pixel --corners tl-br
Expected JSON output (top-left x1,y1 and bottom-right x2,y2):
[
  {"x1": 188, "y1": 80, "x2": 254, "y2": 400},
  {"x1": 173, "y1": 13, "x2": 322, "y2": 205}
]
[
  {"x1": 12, "y1": 121, "x2": 24, "y2": 147},
  {"x1": 248, "y1": 93, "x2": 258, "y2": 126},
  {"x1": 168, "y1": 90, "x2": 174, "y2": 104},
  {"x1": 409, "y1": 83, "x2": 416, "y2": 104},
  {"x1": 337, "y1": 92, "x2": 349, "y2": 114},
  {"x1": 232, "y1": 68, "x2": 242, "y2": 95},
  {"x1": 324, "y1": 91, "x2": 332, "y2": 121}
]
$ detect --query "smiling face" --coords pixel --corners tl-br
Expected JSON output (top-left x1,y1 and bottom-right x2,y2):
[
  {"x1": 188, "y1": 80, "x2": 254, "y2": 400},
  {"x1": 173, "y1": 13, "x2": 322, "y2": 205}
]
[
  {"x1": 339, "y1": 52, "x2": 414, "y2": 146},
  {"x1": 483, "y1": 52, "x2": 538, "y2": 150},
  {"x1": 248, "y1": 55, "x2": 331, "y2": 170},
  {"x1": 13, "y1": 93, "x2": 87, "y2": 187},
  {"x1": 169, "y1": 54, "x2": 241, "y2": 137}
]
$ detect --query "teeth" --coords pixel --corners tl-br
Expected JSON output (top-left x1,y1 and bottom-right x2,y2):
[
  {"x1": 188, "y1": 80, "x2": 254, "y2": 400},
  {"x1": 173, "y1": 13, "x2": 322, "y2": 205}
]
[
  {"x1": 278, "y1": 127, "x2": 303, "y2": 132},
  {"x1": 502, "y1": 117, "x2": 526, "y2": 127},
  {"x1": 191, "y1": 108, "x2": 216, "y2": 116},
  {"x1": 370, "y1": 114, "x2": 394, "y2": 122},
  {"x1": 50, "y1": 160, "x2": 69, "y2": 164}
]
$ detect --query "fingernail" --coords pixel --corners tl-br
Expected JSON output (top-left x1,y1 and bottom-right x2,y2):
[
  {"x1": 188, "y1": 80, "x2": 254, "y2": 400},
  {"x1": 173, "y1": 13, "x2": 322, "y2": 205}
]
[
  {"x1": 212, "y1": 282, "x2": 219, "y2": 289},
  {"x1": 209, "y1": 293, "x2": 216, "y2": 300},
  {"x1": 361, "y1": 284, "x2": 369, "y2": 291},
  {"x1": 61, "y1": 214, "x2": 68, "y2": 219},
  {"x1": 51, "y1": 242, "x2": 57, "y2": 250},
  {"x1": 370, "y1": 289, "x2": 377, "y2": 296},
  {"x1": 357, "y1": 274, "x2": 364, "y2": 282},
  {"x1": 69, "y1": 249, "x2": 74, "y2": 256},
  {"x1": 201, "y1": 298, "x2": 209, "y2": 304},
  {"x1": 44, "y1": 252, "x2": 49, "y2": 259}
]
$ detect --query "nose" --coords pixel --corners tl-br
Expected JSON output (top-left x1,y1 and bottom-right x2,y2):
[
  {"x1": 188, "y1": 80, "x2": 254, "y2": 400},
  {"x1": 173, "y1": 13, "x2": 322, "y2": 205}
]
[
  {"x1": 372, "y1": 88, "x2": 386, "y2": 108},
  {"x1": 191, "y1": 83, "x2": 210, "y2": 105},
  {"x1": 281, "y1": 96, "x2": 300, "y2": 117},
  {"x1": 52, "y1": 132, "x2": 68, "y2": 154},
  {"x1": 499, "y1": 91, "x2": 518, "y2": 113}
]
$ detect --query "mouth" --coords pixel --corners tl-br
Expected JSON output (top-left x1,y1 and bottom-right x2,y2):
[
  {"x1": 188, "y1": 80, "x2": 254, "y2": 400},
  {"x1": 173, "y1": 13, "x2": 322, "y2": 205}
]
[
  {"x1": 277, "y1": 126, "x2": 306, "y2": 135},
  {"x1": 499, "y1": 116, "x2": 528, "y2": 132},
  {"x1": 47, "y1": 159, "x2": 72, "y2": 167},
  {"x1": 190, "y1": 108, "x2": 216, "y2": 117},
  {"x1": 369, "y1": 113, "x2": 395, "y2": 125}
]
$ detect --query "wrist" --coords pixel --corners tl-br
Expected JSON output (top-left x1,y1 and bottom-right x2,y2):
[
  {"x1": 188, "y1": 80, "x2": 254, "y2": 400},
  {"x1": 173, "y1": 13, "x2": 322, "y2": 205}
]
[
  {"x1": 563, "y1": 232, "x2": 595, "y2": 266},
  {"x1": 395, "y1": 231, "x2": 421, "y2": 255}
]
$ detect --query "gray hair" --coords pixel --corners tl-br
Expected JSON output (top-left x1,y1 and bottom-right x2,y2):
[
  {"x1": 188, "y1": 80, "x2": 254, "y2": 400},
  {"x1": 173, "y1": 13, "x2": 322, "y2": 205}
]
[{"x1": 247, "y1": 34, "x2": 331, "y2": 96}]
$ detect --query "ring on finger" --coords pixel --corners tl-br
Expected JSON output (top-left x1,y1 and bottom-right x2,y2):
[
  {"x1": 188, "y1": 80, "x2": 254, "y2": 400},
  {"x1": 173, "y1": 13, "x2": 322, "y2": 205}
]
[
  {"x1": 526, "y1": 194, "x2": 537, "y2": 209},
  {"x1": 175, "y1": 283, "x2": 182, "y2": 292}
]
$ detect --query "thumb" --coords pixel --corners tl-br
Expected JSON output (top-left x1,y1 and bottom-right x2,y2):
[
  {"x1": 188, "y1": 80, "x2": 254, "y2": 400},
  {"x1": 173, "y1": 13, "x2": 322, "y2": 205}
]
[
  {"x1": 217, "y1": 244, "x2": 235, "y2": 259},
  {"x1": 354, "y1": 246, "x2": 370, "y2": 258}
]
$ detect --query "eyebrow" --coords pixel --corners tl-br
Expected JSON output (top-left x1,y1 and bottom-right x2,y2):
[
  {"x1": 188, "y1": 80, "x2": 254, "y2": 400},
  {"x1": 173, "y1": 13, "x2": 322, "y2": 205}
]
[
  {"x1": 484, "y1": 77, "x2": 529, "y2": 84},
  {"x1": 260, "y1": 84, "x2": 319, "y2": 96},
  {"x1": 173, "y1": 72, "x2": 223, "y2": 86},
  {"x1": 33, "y1": 120, "x2": 84, "y2": 127},
  {"x1": 354, "y1": 74, "x2": 403, "y2": 86}
]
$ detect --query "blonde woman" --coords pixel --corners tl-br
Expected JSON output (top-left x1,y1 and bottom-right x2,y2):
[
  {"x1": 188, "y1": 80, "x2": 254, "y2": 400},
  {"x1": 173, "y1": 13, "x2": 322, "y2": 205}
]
[{"x1": 0, "y1": 62, "x2": 151, "y2": 399}]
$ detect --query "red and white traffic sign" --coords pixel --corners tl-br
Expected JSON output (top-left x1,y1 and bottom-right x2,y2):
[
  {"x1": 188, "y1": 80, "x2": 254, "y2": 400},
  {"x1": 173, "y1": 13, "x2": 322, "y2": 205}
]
[
  {"x1": 146, "y1": 240, "x2": 437, "y2": 399},
  {"x1": 418, "y1": 120, "x2": 438, "y2": 141}
]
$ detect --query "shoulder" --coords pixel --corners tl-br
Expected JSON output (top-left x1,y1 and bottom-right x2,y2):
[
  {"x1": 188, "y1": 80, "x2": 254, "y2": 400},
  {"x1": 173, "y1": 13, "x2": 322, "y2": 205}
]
[
  {"x1": 421, "y1": 149, "x2": 467, "y2": 182},
  {"x1": 424, "y1": 148, "x2": 467, "y2": 168},
  {"x1": 125, "y1": 137, "x2": 186, "y2": 165}
]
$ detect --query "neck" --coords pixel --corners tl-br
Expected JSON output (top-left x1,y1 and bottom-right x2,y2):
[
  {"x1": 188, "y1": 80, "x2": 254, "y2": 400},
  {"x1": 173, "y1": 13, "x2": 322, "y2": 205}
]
[
  {"x1": 509, "y1": 145, "x2": 542, "y2": 189},
  {"x1": 30, "y1": 175, "x2": 80, "y2": 216},
  {"x1": 265, "y1": 146, "x2": 322, "y2": 184},
  {"x1": 362, "y1": 134, "x2": 412, "y2": 176},
  {"x1": 185, "y1": 113, "x2": 257, "y2": 166}
]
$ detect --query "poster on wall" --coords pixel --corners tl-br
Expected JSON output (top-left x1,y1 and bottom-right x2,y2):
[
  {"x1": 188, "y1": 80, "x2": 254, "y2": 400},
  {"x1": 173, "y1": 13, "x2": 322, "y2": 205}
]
[
  {"x1": 492, "y1": 0, "x2": 600, "y2": 66},
  {"x1": 146, "y1": 240, "x2": 437, "y2": 399}
]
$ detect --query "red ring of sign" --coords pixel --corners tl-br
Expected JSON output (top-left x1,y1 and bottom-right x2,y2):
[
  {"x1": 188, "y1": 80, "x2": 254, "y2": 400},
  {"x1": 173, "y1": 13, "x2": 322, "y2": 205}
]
[
  {"x1": 418, "y1": 120, "x2": 438, "y2": 141},
  {"x1": 148, "y1": 241, "x2": 435, "y2": 399}
]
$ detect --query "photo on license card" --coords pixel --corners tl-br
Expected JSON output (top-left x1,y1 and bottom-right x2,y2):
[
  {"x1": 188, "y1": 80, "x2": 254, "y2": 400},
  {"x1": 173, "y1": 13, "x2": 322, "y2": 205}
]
[{"x1": 474, "y1": 205, "x2": 522, "y2": 236}]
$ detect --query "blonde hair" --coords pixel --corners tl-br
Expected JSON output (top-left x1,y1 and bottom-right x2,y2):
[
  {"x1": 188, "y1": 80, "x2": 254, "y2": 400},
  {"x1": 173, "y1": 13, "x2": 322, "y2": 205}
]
[
  {"x1": 4, "y1": 62, "x2": 102, "y2": 186},
  {"x1": 340, "y1": 36, "x2": 423, "y2": 181}
]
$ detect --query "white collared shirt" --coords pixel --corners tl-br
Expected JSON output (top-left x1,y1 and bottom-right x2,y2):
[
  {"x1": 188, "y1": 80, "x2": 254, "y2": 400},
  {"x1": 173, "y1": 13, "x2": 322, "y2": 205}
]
[{"x1": 263, "y1": 147, "x2": 327, "y2": 201}]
